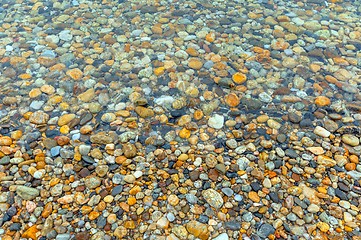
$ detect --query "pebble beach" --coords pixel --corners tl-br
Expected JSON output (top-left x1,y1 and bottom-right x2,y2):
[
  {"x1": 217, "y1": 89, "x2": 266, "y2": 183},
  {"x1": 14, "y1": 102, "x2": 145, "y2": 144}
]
[{"x1": 0, "y1": 0, "x2": 361, "y2": 239}]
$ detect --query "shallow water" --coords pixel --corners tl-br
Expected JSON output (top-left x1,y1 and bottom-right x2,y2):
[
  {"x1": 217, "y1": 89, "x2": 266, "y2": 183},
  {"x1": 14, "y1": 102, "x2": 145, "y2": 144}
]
[{"x1": 0, "y1": 0, "x2": 360, "y2": 240}]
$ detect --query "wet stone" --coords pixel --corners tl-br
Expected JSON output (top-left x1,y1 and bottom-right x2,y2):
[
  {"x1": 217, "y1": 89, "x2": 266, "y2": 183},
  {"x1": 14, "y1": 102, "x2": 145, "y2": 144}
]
[
  {"x1": 285, "y1": 149, "x2": 298, "y2": 159},
  {"x1": 335, "y1": 188, "x2": 348, "y2": 200},
  {"x1": 111, "y1": 185, "x2": 123, "y2": 196},
  {"x1": 224, "y1": 221, "x2": 241, "y2": 230},
  {"x1": 0, "y1": 1, "x2": 360, "y2": 239},
  {"x1": 288, "y1": 112, "x2": 302, "y2": 123},
  {"x1": 221, "y1": 188, "x2": 234, "y2": 196},
  {"x1": 257, "y1": 223, "x2": 275, "y2": 239}
]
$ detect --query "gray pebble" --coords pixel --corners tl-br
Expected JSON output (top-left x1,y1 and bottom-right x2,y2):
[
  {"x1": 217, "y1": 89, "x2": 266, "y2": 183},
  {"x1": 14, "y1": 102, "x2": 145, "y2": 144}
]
[{"x1": 221, "y1": 188, "x2": 234, "y2": 196}]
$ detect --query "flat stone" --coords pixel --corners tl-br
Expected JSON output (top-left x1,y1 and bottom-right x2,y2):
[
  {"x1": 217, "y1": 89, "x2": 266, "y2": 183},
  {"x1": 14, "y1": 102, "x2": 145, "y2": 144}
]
[
  {"x1": 90, "y1": 132, "x2": 115, "y2": 144},
  {"x1": 224, "y1": 221, "x2": 241, "y2": 230},
  {"x1": 16, "y1": 186, "x2": 40, "y2": 200},
  {"x1": 58, "y1": 114, "x2": 76, "y2": 126},
  {"x1": 29, "y1": 111, "x2": 49, "y2": 124},
  {"x1": 84, "y1": 176, "x2": 101, "y2": 189},
  {"x1": 341, "y1": 134, "x2": 359, "y2": 146},
  {"x1": 135, "y1": 106, "x2": 154, "y2": 118}
]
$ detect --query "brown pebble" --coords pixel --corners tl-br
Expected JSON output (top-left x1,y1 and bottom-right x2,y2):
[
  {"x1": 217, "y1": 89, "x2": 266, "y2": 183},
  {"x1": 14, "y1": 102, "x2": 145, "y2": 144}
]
[
  {"x1": 78, "y1": 168, "x2": 90, "y2": 178},
  {"x1": 75, "y1": 232, "x2": 90, "y2": 240}
]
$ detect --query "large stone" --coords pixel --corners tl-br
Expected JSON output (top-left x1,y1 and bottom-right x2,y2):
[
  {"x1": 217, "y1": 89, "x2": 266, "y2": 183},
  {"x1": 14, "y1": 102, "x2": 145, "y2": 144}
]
[
  {"x1": 172, "y1": 225, "x2": 188, "y2": 239},
  {"x1": 0, "y1": 136, "x2": 12, "y2": 146},
  {"x1": 77, "y1": 88, "x2": 95, "y2": 102},
  {"x1": 90, "y1": 132, "x2": 116, "y2": 144},
  {"x1": 202, "y1": 189, "x2": 223, "y2": 209},
  {"x1": 208, "y1": 114, "x2": 224, "y2": 129},
  {"x1": 299, "y1": 183, "x2": 320, "y2": 204},
  {"x1": 29, "y1": 111, "x2": 49, "y2": 124},
  {"x1": 135, "y1": 106, "x2": 154, "y2": 118},
  {"x1": 21, "y1": 225, "x2": 39, "y2": 240},
  {"x1": 341, "y1": 134, "x2": 359, "y2": 147},
  {"x1": 257, "y1": 223, "x2": 275, "y2": 239},
  {"x1": 122, "y1": 143, "x2": 137, "y2": 158},
  {"x1": 16, "y1": 186, "x2": 40, "y2": 200},
  {"x1": 314, "y1": 126, "x2": 330, "y2": 138},
  {"x1": 84, "y1": 176, "x2": 101, "y2": 189},
  {"x1": 186, "y1": 221, "x2": 209, "y2": 240},
  {"x1": 58, "y1": 114, "x2": 76, "y2": 126},
  {"x1": 114, "y1": 226, "x2": 127, "y2": 238}
]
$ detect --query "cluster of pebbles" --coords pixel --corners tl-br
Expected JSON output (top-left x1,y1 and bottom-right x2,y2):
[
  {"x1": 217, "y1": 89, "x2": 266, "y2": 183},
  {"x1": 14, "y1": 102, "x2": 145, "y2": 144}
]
[{"x1": 0, "y1": 0, "x2": 361, "y2": 239}]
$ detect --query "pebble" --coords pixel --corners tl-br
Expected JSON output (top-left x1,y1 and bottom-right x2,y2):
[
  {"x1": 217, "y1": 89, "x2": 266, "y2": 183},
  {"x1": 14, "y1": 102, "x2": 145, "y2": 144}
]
[
  {"x1": 257, "y1": 223, "x2": 275, "y2": 239},
  {"x1": 84, "y1": 176, "x2": 101, "y2": 189},
  {"x1": 208, "y1": 114, "x2": 224, "y2": 129},
  {"x1": 212, "y1": 233, "x2": 229, "y2": 240},
  {"x1": 341, "y1": 134, "x2": 360, "y2": 146},
  {"x1": 202, "y1": 189, "x2": 224, "y2": 209},
  {"x1": 314, "y1": 126, "x2": 331, "y2": 138}
]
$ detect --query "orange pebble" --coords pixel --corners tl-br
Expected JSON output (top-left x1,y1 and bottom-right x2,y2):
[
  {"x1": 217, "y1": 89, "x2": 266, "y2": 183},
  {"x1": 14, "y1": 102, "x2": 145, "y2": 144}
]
[
  {"x1": 314, "y1": 96, "x2": 331, "y2": 107},
  {"x1": 345, "y1": 163, "x2": 356, "y2": 171},
  {"x1": 232, "y1": 72, "x2": 247, "y2": 84},
  {"x1": 349, "y1": 155, "x2": 359, "y2": 164}
]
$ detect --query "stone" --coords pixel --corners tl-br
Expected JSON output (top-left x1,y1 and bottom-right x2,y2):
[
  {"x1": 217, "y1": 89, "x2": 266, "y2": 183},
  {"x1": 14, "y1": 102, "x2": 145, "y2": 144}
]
[
  {"x1": 315, "y1": 96, "x2": 331, "y2": 107},
  {"x1": 84, "y1": 176, "x2": 101, "y2": 189},
  {"x1": 16, "y1": 186, "x2": 40, "y2": 200},
  {"x1": 90, "y1": 132, "x2": 115, "y2": 144},
  {"x1": 208, "y1": 114, "x2": 224, "y2": 129},
  {"x1": 57, "y1": 114, "x2": 76, "y2": 126},
  {"x1": 41, "y1": 202, "x2": 53, "y2": 218},
  {"x1": 172, "y1": 225, "x2": 188, "y2": 239},
  {"x1": 122, "y1": 143, "x2": 137, "y2": 158},
  {"x1": 257, "y1": 223, "x2": 275, "y2": 239},
  {"x1": 77, "y1": 88, "x2": 95, "y2": 102},
  {"x1": 57, "y1": 195, "x2": 74, "y2": 204},
  {"x1": 168, "y1": 194, "x2": 180, "y2": 206},
  {"x1": 186, "y1": 221, "x2": 209, "y2": 240},
  {"x1": 156, "y1": 217, "x2": 169, "y2": 229},
  {"x1": 249, "y1": 191, "x2": 260, "y2": 202},
  {"x1": 314, "y1": 126, "x2": 330, "y2": 138},
  {"x1": 114, "y1": 226, "x2": 127, "y2": 238},
  {"x1": 307, "y1": 203, "x2": 320, "y2": 213},
  {"x1": 282, "y1": 57, "x2": 297, "y2": 68},
  {"x1": 317, "y1": 155, "x2": 336, "y2": 167},
  {"x1": 101, "y1": 113, "x2": 116, "y2": 123},
  {"x1": 316, "y1": 222, "x2": 330, "y2": 233},
  {"x1": 95, "y1": 165, "x2": 109, "y2": 177},
  {"x1": 0, "y1": 136, "x2": 12, "y2": 146},
  {"x1": 306, "y1": 147, "x2": 325, "y2": 155},
  {"x1": 21, "y1": 225, "x2": 38, "y2": 240},
  {"x1": 188, "y1": 58, "x2": 203, "y2": 70},
  {"x1": 224, "y1": 221, "x2": 241, "y2": 230},
  {"x1": 232, "y1": 72, "x2": 247, "y2": 84},
  {"x1": 300, "y1": 183, "x2": 320, "y2": 204},
  {"x1": 341, "y1": 134, "x2": 359, "y2": 146},
  {"x1": 29, "y1": 111, "x2": 49, "y2": 124},
  {"x1": 135, "y1": 106, "x2": 154, "y2": 118},
  {"x1": 66, "y1": 68, "x2": 82, "y2": 80},
  {"x1": 202, "y1": 189, "x2": 223, "y2": 209},
  {"x1": 225, "y1": 93, "x2": 240, "y2": 107},
  {"x1": 267, "y1": 119, "x2": 281, "y2": 129}
]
